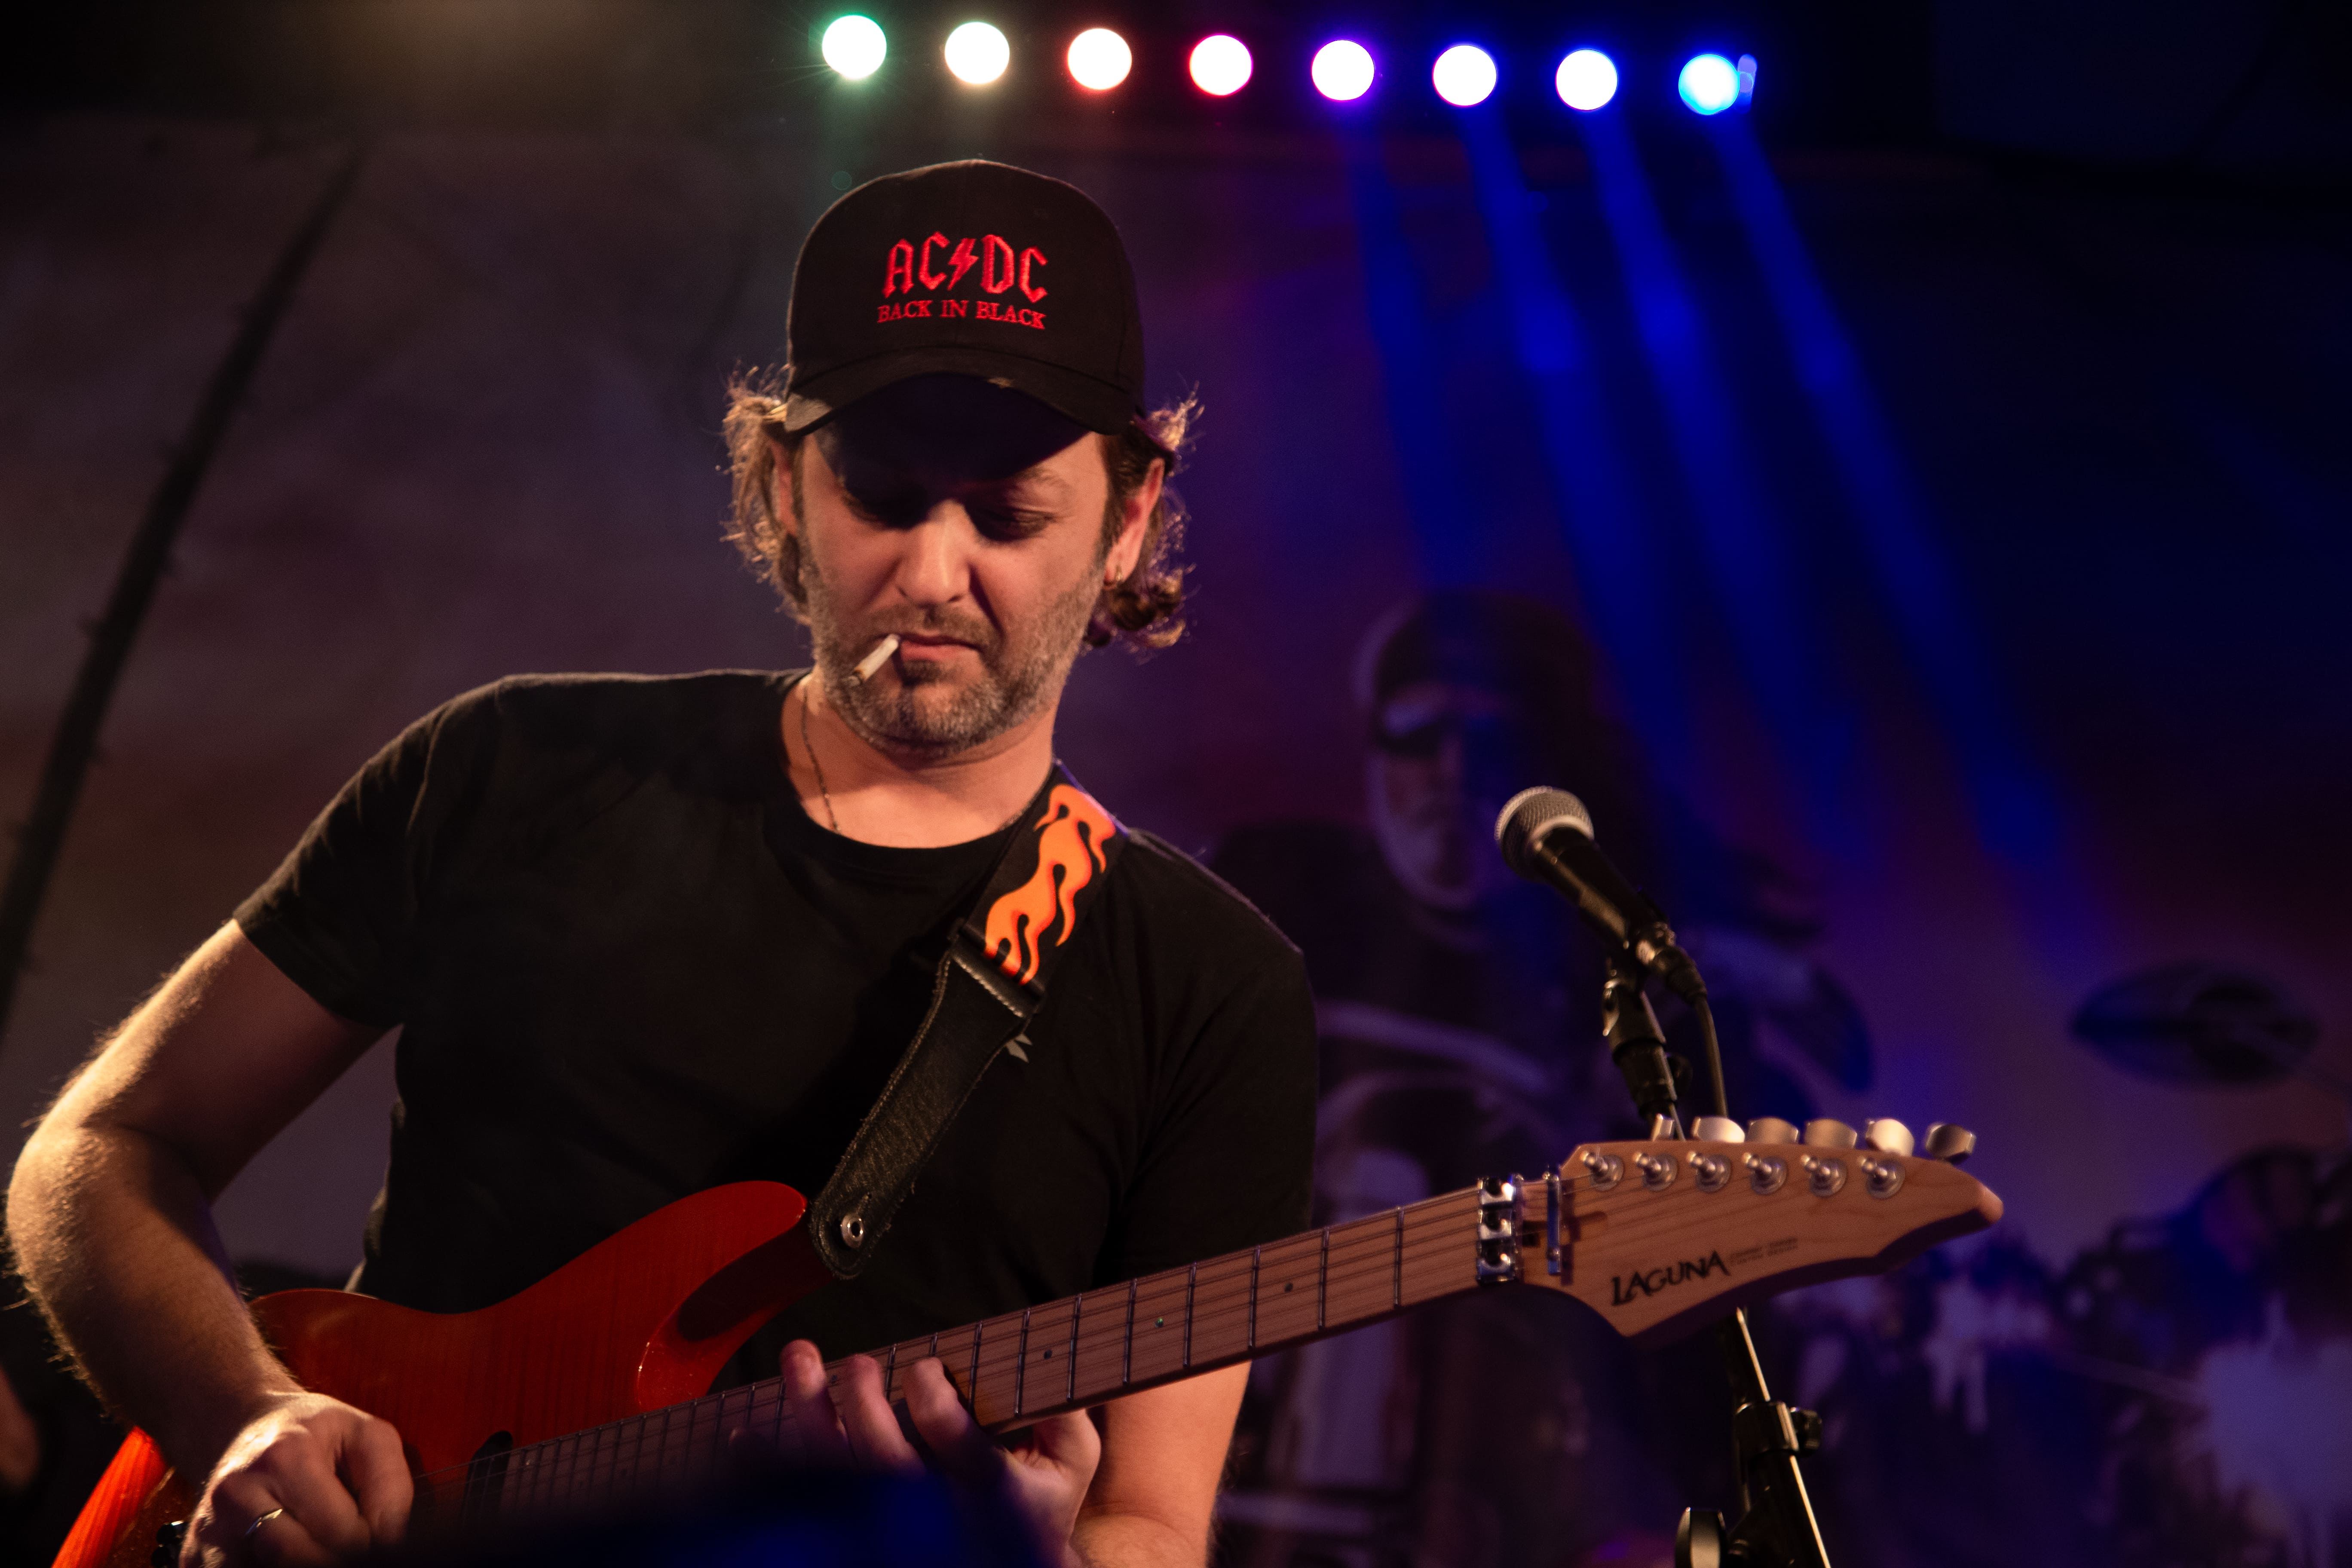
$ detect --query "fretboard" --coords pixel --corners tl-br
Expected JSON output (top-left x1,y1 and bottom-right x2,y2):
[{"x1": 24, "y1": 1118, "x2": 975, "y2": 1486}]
[{"x1": 463, "y1": 1184, "x2": 1488, "y2": 1516}]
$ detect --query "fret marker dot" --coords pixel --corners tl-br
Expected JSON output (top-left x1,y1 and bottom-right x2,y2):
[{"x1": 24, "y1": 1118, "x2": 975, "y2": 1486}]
[
  {"x1": 1155, "y1": 1317, "x2": 1165, "y2": 1327},
  {"x1": 1043, "y1": 1348, "x2": 1053, "y2": 1359},
  {"x1": 1284, "y1": 1281, "x2": 1294, "y2": 1292}
]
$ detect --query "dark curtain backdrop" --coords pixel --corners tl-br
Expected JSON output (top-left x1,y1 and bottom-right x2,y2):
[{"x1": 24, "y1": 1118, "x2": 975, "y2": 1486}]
[{"x1": 3, "y1": 108, "x2": 2347, "y2": 1564}]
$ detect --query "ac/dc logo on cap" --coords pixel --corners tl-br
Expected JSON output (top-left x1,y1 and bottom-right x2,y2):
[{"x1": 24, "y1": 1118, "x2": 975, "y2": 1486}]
[{"x1": 879, "y1": 232, "x2": 1049, "y2": 331}]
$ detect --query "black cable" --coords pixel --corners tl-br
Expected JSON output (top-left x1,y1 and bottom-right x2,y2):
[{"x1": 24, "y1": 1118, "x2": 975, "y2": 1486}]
[{"x1": 1694, "y1": 992, "x2": 1729, "y2": 1122}]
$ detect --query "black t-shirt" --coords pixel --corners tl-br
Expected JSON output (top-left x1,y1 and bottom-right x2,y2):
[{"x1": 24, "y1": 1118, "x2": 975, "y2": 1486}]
[{"x1": 235, "y1": 671, "x2": 1317, "y2": 1363}]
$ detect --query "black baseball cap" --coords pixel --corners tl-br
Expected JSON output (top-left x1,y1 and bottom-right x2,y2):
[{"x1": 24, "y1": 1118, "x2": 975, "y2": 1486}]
[{"x1": 782, "y1": 160, "x2": 1153, "y2": 442}]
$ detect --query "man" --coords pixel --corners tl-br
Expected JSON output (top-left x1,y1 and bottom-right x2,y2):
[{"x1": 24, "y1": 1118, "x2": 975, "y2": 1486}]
[{"x1": 7, "y1": 161, "x2": 1317, "y2": 1568}]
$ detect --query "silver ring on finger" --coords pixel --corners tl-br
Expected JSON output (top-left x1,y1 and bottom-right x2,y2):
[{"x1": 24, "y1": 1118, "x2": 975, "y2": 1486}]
[{"x1": 245, "y1": 1507, "x2": 286, "y2": 1541}]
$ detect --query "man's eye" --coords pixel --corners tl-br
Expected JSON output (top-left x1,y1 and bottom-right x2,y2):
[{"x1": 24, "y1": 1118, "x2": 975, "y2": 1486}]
[{"x1": 973, "y1": 507, "x2": 1055, "y2": 539}]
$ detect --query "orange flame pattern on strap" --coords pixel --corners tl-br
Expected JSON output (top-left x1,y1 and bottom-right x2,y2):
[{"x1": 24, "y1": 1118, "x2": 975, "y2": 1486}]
[{"x1": 982, "y1": 784, "x2": 1118, "y2": 986}]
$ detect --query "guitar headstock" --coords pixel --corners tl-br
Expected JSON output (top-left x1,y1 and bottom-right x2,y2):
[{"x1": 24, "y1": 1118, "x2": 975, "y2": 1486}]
[{"x1": 1523, "y1": 1117, "x2": 2001, "y2": 1344}]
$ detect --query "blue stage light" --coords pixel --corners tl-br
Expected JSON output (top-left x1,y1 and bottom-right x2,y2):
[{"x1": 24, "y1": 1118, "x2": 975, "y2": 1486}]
[
  {"x1": 1431, "y1": 45, "x2": 1497, "y2": 107},
  {"x1": 1554, "y1": 48, "x2": 1617, "y2": 110},
  {"x1": 1312, "y1": 40, "x2": 1376, "y2": 102},
  {"x1": 1678, "y1": 53, "x2": 1741, "y2": 115}
]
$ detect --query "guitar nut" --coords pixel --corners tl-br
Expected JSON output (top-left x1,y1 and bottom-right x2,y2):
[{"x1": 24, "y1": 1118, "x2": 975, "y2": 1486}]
[
  {"x1": 1634, "y1": 1151, "x2": 1679, "y2": 1191},
  {"x1": 1801, "y1": 1155, "x2": 1848, "y2": 1197},
  {"x1": 1744, "y1": 1153, "x2": 1787, "y2": 1194},
  {"x1": 1581, "y1": 1149, "x2": 1626, "y2": 1191},
  {"x1": 1691, "y1": 1152, "x2": 1732, "y2": 1192}
]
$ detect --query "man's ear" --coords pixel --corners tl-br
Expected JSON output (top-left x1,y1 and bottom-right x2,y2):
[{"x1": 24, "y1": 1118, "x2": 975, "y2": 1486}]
[{"x1": 1105, "y1": 457, "x2": 1163, "y2": 582}]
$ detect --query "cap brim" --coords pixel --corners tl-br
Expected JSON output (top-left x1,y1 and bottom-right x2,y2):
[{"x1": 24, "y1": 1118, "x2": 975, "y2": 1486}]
[{"x1": 787, "y1": 345, "x2": 1142, "y2": 438}]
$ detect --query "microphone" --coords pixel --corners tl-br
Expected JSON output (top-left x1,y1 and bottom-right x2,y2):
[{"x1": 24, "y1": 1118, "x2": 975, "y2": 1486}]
[{"x1": 1493, "y1": 787, "x2": 1706, "y2": 1004}]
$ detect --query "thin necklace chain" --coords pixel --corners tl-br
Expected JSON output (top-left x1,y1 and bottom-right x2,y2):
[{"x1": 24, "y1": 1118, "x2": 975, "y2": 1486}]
[{"x1": 797, "y1": 678, "x2": 840, "y2": 833}]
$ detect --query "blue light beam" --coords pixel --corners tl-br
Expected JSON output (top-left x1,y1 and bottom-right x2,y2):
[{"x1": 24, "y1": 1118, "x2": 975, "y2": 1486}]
[
  {"x1": 1578, "y1": 107, "x2": 1859, "y2": 854},
  {"x1": 1457, "y1": 104, "x2": 1696, "y2": 787},
  {"x1": 1704, "y1": 116, "x2": 2060, "y2": 864}
]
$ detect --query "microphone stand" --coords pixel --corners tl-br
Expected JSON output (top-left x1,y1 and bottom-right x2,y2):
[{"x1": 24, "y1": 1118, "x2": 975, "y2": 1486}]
[{"x1": 1597, "y1": 943, "x2": 1833, "y2": 1568}]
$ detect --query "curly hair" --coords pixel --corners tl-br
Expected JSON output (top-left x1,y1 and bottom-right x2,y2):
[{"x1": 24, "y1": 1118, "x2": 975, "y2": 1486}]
[{"x1": 722, "y1": 376, "x2": 1196, "y2": 650}]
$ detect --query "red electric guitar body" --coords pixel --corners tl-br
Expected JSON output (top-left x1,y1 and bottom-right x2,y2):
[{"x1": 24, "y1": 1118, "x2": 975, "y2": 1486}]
[{"x1": 55, "y1": 1182, "x2": 828, "y2": 1568}]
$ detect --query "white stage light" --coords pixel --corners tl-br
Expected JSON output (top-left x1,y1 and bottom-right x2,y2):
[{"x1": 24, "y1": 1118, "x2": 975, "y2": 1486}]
[
  {"x1": 1554, "y1": 49, "x2": 1617, "y2": 111},
  {"x1": 1432, "y1": 45, "x2": 1497, "y2": 107},
  {"x1": 1067, "y1": 28, "x2": 1131, "y2": 91},
  {"x1": 945, "y1": 21, "x2": 1011, "y2": 86},
  {"x1": 1312, "y1": 40, "x2": 1376, "y2": 102},
  {"x1": 1188, "y1": 34, "x2": 1252, "y2": 96},
  {"x1": 821, "y1": 15, "x2": 887, "y2": 80}
]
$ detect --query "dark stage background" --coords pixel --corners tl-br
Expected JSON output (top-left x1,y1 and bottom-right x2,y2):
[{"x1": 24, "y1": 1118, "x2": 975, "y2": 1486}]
[{"x1": 3, "y1": 3, "x2": 2349, "y2": 1564}]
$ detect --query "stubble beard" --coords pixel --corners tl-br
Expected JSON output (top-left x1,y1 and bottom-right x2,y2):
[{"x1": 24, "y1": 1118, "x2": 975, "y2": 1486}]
[{"x1": 799, "y1": 548, "x2": 1104, "y2": 760}]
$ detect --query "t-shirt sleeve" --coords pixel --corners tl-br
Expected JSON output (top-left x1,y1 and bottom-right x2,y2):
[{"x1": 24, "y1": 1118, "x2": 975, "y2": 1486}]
[
  {"x1": 233, "y1": 690, "x2": 500, "y2": 1028},
  {"x1": 1105, "y1": 875, "x2": 1320, "y2": 1281}
]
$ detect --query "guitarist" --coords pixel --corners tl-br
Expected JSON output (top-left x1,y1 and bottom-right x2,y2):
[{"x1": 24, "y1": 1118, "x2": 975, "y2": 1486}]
[{"x1": 6, "y1": 161, "x2": 1318, "y2": 1567}]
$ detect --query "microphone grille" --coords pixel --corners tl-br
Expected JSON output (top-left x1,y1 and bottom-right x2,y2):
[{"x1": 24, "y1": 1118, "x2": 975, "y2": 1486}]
[{"x1": 1494, "y1": 787, "x2": 1594, "y2": 876}]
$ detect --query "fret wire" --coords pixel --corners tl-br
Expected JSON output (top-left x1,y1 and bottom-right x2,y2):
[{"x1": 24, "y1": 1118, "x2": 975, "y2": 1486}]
[
  {"x1": 1247, "y1": 1244, "x2": 1261, "y2": 1351},
  {"x1": 1123, "y1": 1277, "x2": 1137, "y2": 1387},
  {"x1": 1014, "y1": 1307, "x2": 1034, "y2": 1417},
  {"x1": 1066, "y1": 1290, "x2": 1082, "y2": 1404},
  {"x1": 884, "y1": 1342, "x2": 899, "y2": 1402},
  {"x1": 968, "y1": 1319, "x2": 984, "y2": 1406},
  {"x1": 1317, "y1": 1227, "x2": 1330, "y2": 1332},
  {"x1": 1182, "y1": 1260, "x2": 1198, "y2": 1369},
  {"x1": 1393, "y1": 1207, "x2": 1403, "y2": 1307}
]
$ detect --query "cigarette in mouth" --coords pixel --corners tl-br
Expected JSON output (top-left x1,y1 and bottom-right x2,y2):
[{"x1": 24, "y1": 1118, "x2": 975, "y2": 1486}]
[{"x1": 851, "y1": 634, "x2": 901, "y2": 683}]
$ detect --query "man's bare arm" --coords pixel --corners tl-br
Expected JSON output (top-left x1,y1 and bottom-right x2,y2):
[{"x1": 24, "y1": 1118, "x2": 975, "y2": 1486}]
[
  {"x1": 6, "y1": 922, "x2": 411, "y2": 1561},
  {"x1": 1075, "y1": 1364, "x2": 1249, "y2": 1568}
]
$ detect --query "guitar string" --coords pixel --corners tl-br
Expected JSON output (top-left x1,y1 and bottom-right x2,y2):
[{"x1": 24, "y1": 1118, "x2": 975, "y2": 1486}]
[
  {"x1": 423, "y1": 1180, "x2": 1568, "y2": 1509},
  {"x1": 414, "y1": 1175, "x2": 1599, "y2": 1507},
  {"x1": 474, "y1": 1215, "x2": 1482, "y2": 1514}
]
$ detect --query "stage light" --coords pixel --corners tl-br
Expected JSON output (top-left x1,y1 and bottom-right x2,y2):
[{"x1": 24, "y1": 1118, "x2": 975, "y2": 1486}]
[
  {"x1": 1067, "y1": 28, "x2": 1131, "y2": 91},
  {"x1": 1736, "y1": 53, "x2": 1758, "y2": 105},
  {"x1": 1188, "y1": 34, "x2": 1252, "y2": 96},
  {"x1": 1431, "y1": 45, "x2": 1496, "y2": 107},
  {"x1": 821, "y1": 15, "x2": 887, "y2": 80},
  {"x1": 1312, "y1": 40, "x2": 1375, "y2": 102},
  {"x1": 1678, "y1": 53, "x2": 1741, "y2": 115},
  {"x1": 945, "y1": 21, "x2": 1011, "y2": 86},
  {"x1": 1554, "y1": 48, "x2": 1617, "y2": 110}
]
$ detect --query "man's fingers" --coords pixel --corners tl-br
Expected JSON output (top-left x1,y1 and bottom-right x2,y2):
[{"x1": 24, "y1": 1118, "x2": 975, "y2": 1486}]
[
  {"x1": 337, "y1": 1414, "x2": 415, "y2": 1543},
  {"x1": 1009, "y1": 1410, "x2": 1101, "y2": 1476},
  {"x1": 899, "y1": 1359, "x2": 1001, "y2": 1483},
  {"x1": 827, "y1": 1355, "x2": 922, "y2": 1473},
  {"x1": 243, "y1": 1507, "x2": 335, "y2": 1568},
  {"x1": 247, "y1": 1428, "x2": 372, "y2": 1559},
  {"x1": 776, "y1": 1341, "x2": 852, "y2": 1464}
]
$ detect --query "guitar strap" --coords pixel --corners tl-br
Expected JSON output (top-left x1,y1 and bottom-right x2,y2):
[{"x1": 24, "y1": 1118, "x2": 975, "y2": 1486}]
[{"x1": 806, "y1": 760, "x2": 1125, "y2": 1278}]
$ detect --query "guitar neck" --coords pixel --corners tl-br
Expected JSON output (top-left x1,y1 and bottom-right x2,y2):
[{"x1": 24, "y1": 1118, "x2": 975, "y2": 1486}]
[
  {"x1": 467, "y1": 1133, "x2": 1998, "y2": 1520},
  {"x1": 475, "y1": 1185, "x2": 1492, "y2": 1516},
  {"x1": 835, "y1": 1184, "x2": 1488, "y2": 1429}
]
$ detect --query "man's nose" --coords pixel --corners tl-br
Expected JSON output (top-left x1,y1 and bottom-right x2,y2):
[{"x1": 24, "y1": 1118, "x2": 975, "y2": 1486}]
[{"x1": 894, "y1": 505, "x2": 974, "y2": 608}]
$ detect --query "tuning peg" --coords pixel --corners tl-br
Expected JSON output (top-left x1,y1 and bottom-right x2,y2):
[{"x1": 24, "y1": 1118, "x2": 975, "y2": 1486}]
[
  {"x1": 1746, "y1": 1116, "x2": 1801, "y2": 1144},
  {"x1": 1803, "y1": 1118, "x2": 1858, "y2": 1149},
  {"x1": 1691, "y1": 1115, "x2": 1745, "y2": 1143},
  {"x1": 1923, "y1": 1123, "x2": 1977, "y2": 1165},
  {"x1": 1860, "y1": 1118, "x2": 1914, "y2": 1157}
]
